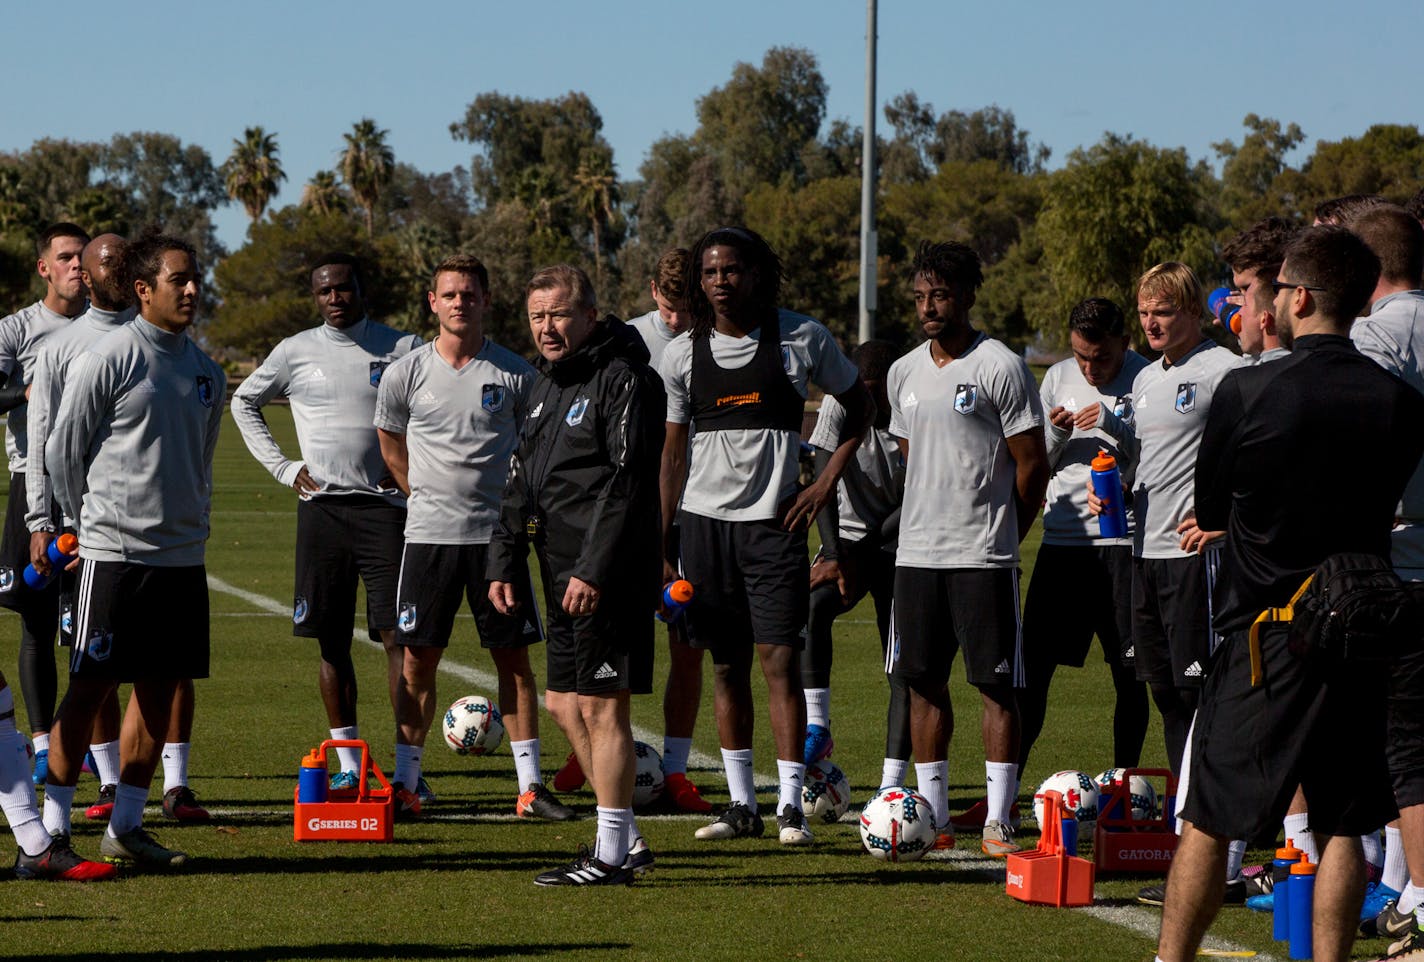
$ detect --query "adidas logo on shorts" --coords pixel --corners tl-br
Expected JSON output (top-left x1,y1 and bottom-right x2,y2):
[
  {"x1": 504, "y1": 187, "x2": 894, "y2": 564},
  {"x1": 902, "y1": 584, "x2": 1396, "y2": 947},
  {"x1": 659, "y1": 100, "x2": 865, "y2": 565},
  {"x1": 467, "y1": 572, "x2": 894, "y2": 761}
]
[
  {"x1": 593, "y1": 663, "x2": 618, "y2": 680},
  {"x1": 994, "y1": 659, "x2": 1011, "y2": 675},
  {"x1": 1183, "y1": 661, "x2": 1203, "y2": 678}
]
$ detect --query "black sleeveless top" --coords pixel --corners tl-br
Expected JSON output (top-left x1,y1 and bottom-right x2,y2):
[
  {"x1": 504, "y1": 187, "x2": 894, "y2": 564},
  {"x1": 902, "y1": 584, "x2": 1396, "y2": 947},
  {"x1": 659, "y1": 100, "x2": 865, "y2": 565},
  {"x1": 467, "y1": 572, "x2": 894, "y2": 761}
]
[{"x1": 688, "y1": 318, "x2": 805, "y2": 434}]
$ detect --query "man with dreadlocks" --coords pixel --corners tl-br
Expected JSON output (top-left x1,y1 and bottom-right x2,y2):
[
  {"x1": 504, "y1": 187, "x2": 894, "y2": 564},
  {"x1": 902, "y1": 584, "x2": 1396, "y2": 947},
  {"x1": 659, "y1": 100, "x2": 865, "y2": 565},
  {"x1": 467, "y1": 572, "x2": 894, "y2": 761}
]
[{"x1": 657, "y1": 226, "x2": 872, "y2": 846}]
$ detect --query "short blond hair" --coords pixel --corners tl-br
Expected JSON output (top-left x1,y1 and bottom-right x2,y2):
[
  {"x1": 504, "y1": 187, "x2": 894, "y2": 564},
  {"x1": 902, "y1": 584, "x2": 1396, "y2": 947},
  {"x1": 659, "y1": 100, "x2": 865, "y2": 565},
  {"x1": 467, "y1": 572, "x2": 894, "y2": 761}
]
[{"x1": 1136, "y1": 262, "x2": 1205, "y2": 319}]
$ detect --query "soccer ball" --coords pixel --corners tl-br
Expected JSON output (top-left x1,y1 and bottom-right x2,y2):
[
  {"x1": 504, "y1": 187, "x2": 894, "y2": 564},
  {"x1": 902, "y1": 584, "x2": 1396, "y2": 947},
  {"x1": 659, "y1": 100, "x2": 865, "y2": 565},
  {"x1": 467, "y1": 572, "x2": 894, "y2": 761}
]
[
  {"x1": 802, "y1": 761, "x2": 851, "y2": 823},
  {"x1": 632, "y1": 741, "x2": 665, "y2": 809},
  {"x1": 859, "y1": 786, "x2": 938, "y2": 862},
  {"x1": 1095, "y1": 768, "x2": 1159, "y2": 820},
  {"x1": 442, "y1": 695, "x2": 504, "y2": 756},
  {"x1": 1034, "y1": 770, "x2": 1100, "y2": 824}
]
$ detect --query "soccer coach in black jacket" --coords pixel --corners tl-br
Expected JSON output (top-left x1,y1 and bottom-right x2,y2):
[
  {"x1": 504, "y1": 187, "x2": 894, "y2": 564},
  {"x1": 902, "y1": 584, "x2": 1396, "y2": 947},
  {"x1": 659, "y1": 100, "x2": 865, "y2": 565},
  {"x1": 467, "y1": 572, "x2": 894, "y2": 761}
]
[{"x1": 489, "y1": 264, "x2": 665, "y2": 886}]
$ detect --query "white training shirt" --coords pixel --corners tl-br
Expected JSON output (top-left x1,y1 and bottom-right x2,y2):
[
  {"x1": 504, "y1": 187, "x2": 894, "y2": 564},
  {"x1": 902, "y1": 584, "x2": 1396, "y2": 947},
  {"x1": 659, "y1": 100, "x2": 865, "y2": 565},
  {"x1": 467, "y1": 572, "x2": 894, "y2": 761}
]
[
  {"x1": 628, "y1": 309, "x2": 681, "y2": 373},
  {"x1": 808, "y1": 394, "x2": 903, "y2": 543},
  {"x1": 660, "y1": 309, "x2": 859, "y2": 521},
  {"x1": 888, "y1": 333, "x2": 1044, "y2": 569}
]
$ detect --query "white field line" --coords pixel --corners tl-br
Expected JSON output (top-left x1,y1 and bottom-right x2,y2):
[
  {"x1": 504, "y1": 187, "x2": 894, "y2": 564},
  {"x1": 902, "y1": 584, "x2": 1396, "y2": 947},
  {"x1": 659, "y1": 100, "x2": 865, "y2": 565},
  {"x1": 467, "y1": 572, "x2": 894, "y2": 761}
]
[{"x1": 206, "y1": 574, "x2": 1273, "y2": 960}]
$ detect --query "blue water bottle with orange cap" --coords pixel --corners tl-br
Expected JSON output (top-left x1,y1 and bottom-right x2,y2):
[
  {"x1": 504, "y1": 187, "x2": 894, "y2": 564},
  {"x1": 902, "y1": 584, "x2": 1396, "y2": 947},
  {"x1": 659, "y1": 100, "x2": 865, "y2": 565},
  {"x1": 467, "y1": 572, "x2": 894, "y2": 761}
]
[
  {"x1": 1090, "y1": 450, "x2": 1128, "y2": 539},
  {"x1": 657, "y1": 579, "x2": 694, "y2": 623},
  {"x1": 23, "y1": 533, "x2": 78, "y2": 589}
]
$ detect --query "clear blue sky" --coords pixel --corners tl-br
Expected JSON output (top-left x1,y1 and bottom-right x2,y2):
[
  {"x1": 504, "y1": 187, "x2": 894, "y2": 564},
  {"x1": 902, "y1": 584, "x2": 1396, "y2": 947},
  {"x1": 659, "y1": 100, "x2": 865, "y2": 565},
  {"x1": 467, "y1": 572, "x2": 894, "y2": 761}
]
[{"x1": 4, "y1": 0, "x2": 1417, "y2": 250}]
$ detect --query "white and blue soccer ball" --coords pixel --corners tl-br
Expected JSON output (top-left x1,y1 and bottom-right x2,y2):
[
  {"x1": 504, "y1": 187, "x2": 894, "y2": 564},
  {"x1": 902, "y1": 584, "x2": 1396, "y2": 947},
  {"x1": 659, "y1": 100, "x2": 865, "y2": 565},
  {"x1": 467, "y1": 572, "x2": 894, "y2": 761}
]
[
  {"x1": 632, "y1": 741, "x2": 665, "y2": 809},
  {"x1": 442, "y1": 695, "x2": 504, "y2": 756},
  {"x1": 859, "y1": 785, "x2": 937, "y2": 862},
  {"x1": 1095, "y1": 768, "x2": 1159, "y2": 820},
  {"x1": 802, "y1": 761, "x2": 851, "y2": 824},
  {"x1": 1034, "y1": 770, "x2": 1100, "y2": 824}
]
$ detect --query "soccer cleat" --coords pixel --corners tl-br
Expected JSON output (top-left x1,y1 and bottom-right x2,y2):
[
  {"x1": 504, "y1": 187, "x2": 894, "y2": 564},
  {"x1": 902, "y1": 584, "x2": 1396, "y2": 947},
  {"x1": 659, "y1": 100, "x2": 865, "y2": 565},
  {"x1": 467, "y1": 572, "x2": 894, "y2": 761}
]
[
  {"x1": 415, "y1": 776, "x2": 437, "y2": 807},
  {"x1": 1222, "y1": 867, "x2": 1271, "y2": 906},
  {"x1": 623, "y1": 834, "x2": 654, "y2": 877},
  {"x1": 85, "y1": 784, "x2": 117, "y2": 820},
  {"x1": 31, "y1": 748, "x2": 48, "y2": 786},
  {"x1": 981, "y1": 818, "x2": 1020, "y2": 858},
  {"x1": 1364, "y1": 900, "x2": 1419, "y2": 940},
  {"x1": 392, "y1": 783, "x2": 422, "y2": 819},
  {"x1": 161, "y1": 786, "x2": 211, "y2": 823},
  {"x1": 1137, "y1": 883, "x2": 1167, "y2": 907},
  {"x1": 777, "y1": 804, "x2": 815, "y2": 846},
  {"x1": 694, "y1": 802, "x2": 765, "y2": 840},
  {"x1": 802, "y1": 725, "x2": 834, "y2": 766},
  {"x1": 1382, "y1": 930, "x2": 1424, "y2": 961},
  {"x1": 663, "y1": 772, "x2": 712, "y2": 814},
  {"x1": 933, "y1": 831, "x2": 956, "y2": 850},
  {"x1": 14, "y1": 834, "x2": 117, "y2": 881},
  {"x1": 951, "y1": 796, "x2": 1022, "y2": 832},
  {"x1": 1362, "y1": 883, "x2": 1404, "y2": 922},
  {"x1": 329, "y1": 770, "x2": 359, "y2": 791},
  {"x1": 99, "y1": 827, "x2": 187, "y2": 870},
  {"x1": 552, "y1": 751, "x2": 586, "y2": 793},
  {"x1": 516, "y1": 783, "x2": 576, "y2": 821},
  {"x1": 534, "y1": 845, "x2": 633, "y2": 886}
]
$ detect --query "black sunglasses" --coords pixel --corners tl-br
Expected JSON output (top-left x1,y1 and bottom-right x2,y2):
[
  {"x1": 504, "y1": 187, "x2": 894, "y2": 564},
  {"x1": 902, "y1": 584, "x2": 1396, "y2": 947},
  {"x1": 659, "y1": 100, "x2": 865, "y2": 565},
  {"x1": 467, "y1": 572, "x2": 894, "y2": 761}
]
[{"x1": 1270, "y1": 279, "x2": 1328, "y2": 295}]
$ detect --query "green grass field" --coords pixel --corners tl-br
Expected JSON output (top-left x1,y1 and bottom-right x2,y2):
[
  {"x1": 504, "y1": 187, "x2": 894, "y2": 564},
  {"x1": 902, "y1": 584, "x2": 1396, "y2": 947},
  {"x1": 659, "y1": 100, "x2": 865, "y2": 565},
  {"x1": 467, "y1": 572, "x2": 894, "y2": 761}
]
[{"x1": 0, "y1": 406, "x2": 1333, "y2": 961}]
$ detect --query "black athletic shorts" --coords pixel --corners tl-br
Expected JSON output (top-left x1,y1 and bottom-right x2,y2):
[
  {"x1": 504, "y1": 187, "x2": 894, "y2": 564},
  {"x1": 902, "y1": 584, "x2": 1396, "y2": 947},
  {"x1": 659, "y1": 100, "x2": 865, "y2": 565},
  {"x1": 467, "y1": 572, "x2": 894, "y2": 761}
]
[
  {"x1": 1022, "y1": 543, "x2": 1134, "y2": 670},
  {"x1": 677, "y1": 510, "x2": 809, "y2": 661},
  {"x1": 0, "y1": 472, "x2": 61, "y2": 616},
  {"x1": 1389, "y1": 570, "x2": 1424, "y2": 806},
  {"x1": 395, "y1": 542, "x2": 541, "y2": 649},
  {"x1": 1181, "y1": 624, "x2": 1396, "y2": 839},
  {"x1": 539, "y1": 554, "x2": 654, "y2": 696},
  {"x1": 889, "y1": 566, "x2": 1023, "y2": 689},
  {"x1": 69, "y1": 559, "x2": 210, "y2": 682},
  {"x1": 292, "y1": 495, "x2": 404, "y2": 643},
  {"x1": 1132, "y1": 554, "x2": 1213, "y2": 688}
]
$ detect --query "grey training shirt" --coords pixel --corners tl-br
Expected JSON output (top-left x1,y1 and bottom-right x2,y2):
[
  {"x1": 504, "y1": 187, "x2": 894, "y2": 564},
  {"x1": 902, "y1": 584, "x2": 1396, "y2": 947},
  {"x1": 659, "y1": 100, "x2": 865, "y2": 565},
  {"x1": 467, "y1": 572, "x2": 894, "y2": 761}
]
[
  {"x1": 628, "y1": 309, "x2": 681, "y2": 373},
  {"x1": 46, "y1": 316, "x2": 225, "y2": 566},
  {"x1": 0, "y1": 300, "x2": 82, "y2": 474},
  {"x1": 373, "y1": 339, "x2": 534, "y2": 545},
  {"x1": 808, "y1": 394, "x2": 903, "y2": 543}
]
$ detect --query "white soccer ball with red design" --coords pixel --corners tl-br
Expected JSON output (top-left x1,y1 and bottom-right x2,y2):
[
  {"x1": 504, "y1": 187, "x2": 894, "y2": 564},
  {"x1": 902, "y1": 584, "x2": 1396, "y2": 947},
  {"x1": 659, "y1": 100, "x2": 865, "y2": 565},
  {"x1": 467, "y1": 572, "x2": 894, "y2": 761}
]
[
  {"x1": 802, "y1": 761, "x2": 851, "y2": 823},
  {"x1": 1034, "y1": 769, "x2": 1100, "y2": 824},
  {"x1": 632, "y1": 741, "x2": 665, "y2": 809},
  {"x1": 442, "y1": 695, "x2": 504, "y2": 756},
  {"x1": 859, "y1": 785, "x2": 937, "y2": 862}
]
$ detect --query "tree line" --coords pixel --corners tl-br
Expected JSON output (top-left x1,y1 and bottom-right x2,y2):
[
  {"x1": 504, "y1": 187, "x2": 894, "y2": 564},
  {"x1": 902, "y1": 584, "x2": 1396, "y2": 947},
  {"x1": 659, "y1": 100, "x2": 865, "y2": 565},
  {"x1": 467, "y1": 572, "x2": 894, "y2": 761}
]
[{"x1": 3, "y1": 46, "x2": 1423, "y2": 361}]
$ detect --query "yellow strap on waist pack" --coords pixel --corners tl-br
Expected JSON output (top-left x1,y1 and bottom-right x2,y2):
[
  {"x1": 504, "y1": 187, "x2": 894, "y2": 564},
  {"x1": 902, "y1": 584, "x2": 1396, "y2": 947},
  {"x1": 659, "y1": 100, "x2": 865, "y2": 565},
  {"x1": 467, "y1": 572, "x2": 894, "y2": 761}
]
[{"x1": 1247, "y1": 574, "x2": 1316, "y2": 686}]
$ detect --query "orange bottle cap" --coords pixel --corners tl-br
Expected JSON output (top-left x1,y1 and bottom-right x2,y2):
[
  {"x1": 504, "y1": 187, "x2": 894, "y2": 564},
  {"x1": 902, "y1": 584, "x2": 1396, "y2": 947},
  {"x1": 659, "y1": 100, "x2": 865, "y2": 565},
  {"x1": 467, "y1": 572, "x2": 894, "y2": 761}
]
[
  {"x1": 668, "y1": 580, "x2": 694, "y2": 604},
  {"x1": 1290, "y1": 852, "x2": 1317, "y2": 875},
  {"x1": 1091, "y1": 450, "x2": 1117, "y2": 472},
  {"x1": 1276, "y1": 838, "x2": 1303, "y2": 860},
  {"x1": 55, "y1": 533, "x2": 78, "y2": 554},
  {"x1": 301, "y1": 748, "x2": 325, "y2": 768}
]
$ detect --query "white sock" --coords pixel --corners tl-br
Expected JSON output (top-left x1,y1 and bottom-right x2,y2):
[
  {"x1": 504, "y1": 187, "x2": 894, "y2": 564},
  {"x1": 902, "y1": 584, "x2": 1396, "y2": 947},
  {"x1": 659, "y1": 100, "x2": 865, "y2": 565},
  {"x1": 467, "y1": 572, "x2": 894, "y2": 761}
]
[
  {"x1": 721, "y1": 748, "x2": 755, "y2": 811},
  {"x1": 662, "y1": 736, "x2": 692, "y2": 776},
  {"x1": 804, "y1": 688, "x2": 830, "y2": 729},
  {"x1": 1226, "y1": 838, "x2": 1246, "y2": 880},
  {"x1": 1384, "y1": 825, "x2": 1408, "y2": 891},
  {"x1": 0, "y1": 716, "x2": 50, "y2": 856},
  {"x1": 32, "y1": 731, "x2": 50, "y2": 754},
  {"x1": 89, "y1": 739, "x2": 120, "y2": 786},
  {"x1": 329, "y1": 727, "x2": 361, "y2": 773},
  {"x1": 161, "y1": 742, "x2": 190, "y2": 794},
  {"x1": 394, "y1": 743, "x2": 423, "y2": 790},
  {"x1": 916, "y1": 761, "x2": 949, "y2": 832},
  {"x1": 1285, "y1": 811, "x2": 1318, "y2": 864},
  {"x1": 106, "y1": 782, "x2": 149, "y2": 836},
  {"x1": 42, "y1": 784, "x2": 75, "y2": 837},
  {"x1": 986, "y1": 760, "x2": 1017, "y2": 825},
  {"x1": 1362, "y1": 830, "x2": 1384, "y2": 871},
  {"x1": 776, "y1": 759, "x2": 805, "y2": 813},
  {"x1": 880, "y1": 757, "x2": 908, "y2": 790},
  {"x1": 595, "y1": 805, "x2": 630, "y2": 865},
  {"x1": 1400, "y1": 881, "x2": 1422, "y2": 914},
  {"x1": 511, "y1": 739, "x2": 541, "y2": 790}
]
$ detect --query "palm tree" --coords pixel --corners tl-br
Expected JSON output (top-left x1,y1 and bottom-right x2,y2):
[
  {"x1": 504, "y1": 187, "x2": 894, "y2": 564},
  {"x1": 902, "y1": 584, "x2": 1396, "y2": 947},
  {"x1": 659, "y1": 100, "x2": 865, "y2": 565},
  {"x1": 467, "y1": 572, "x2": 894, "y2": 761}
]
[
  {"x1": 340, "y1": 118, "x2": 394, "y2": 237},
  {"x1": 571, "y1": 149, "x2": 619, "y2": 292},
  {"x1": 222, "y1": 127, "x2": 286, "y2": 221},
  {"x1": 301, "y1": 170, "x2": 348, "y2": 216}
]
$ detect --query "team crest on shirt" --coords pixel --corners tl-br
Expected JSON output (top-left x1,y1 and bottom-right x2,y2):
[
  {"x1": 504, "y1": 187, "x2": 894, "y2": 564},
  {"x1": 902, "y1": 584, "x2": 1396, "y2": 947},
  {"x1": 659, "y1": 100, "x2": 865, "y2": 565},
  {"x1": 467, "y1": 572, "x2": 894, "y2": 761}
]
[
  {"x1": 565, "y1": 397, "x2": 590, "y2": 426},
  {"x1": 781, "y1": 345, "x2": 793, "y2": 373},
  {"x1": 369, "y1": 361, "x2": 389, "y2": 387},
  {"x1": 1113, "y1": 395, "x2": 1134, "y2": 419},
  {"x1": 60, "y1": 601, "x2": 73, "y2": 637},
  {"x1": 86, "y1": 629, "x2": 113, "y2": 663},
  {"x1": 398, "y1": 603, "x2": 417, "y2": 633},
  {"x1": 0, "y1": 567, "x2": 13, "y2": 592},
  {"x1": 1175, "y1": 382, "x2": 1197, "y2": 414},
  {"x1": 195, "y1": 375, "x2": 216, "y2": 408},
  {"x1": 293, "y1": 596, "x2": 309, "y2": 625},
  {"x1": 954, "y1": 383, "x2": 978, "y2": 415},
  {"x1": 482, "y1": 384, "x2": 507, "y2": 414}
]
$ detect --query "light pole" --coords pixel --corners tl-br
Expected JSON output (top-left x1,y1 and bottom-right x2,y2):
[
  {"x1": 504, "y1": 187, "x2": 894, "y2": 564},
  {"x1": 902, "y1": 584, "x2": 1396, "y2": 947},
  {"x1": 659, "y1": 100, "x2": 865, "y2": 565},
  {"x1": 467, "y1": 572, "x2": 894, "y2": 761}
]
[{"x1": 858, "y1": 0, "x2": 878, "y2": 344}]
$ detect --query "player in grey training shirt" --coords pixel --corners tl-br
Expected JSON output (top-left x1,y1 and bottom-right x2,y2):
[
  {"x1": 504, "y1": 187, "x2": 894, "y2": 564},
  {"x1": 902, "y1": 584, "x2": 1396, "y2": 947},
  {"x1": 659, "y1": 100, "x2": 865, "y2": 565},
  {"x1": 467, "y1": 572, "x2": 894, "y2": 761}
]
[
  {"x1": 232, "y1": 254, "x2": 421, "y2": 787},
  {"x1": 0, "y1": 222, "x2": 88, "y2": 783},
  {"x1": 1220, "y1": 218, "x2": 1298, "y2": 368},
  {"x1": 43, "y1": 234, "x2": 224, "y2": 870},
  {"x1": 374, "y1": 254, "x2": 567, "y2": 820}
]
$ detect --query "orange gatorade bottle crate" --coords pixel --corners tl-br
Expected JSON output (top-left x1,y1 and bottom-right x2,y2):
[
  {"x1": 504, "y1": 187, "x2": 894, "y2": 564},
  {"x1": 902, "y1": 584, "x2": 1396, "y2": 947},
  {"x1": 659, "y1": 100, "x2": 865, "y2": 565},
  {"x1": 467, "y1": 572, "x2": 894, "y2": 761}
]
[
  {"x1": 293, "y1": 739, "x2": 394, "y2": 842},
  {"x1": 1093, "y1": 767, "x2": 1178, "y2": 873},
  {"x1": 1006, "y1": 789, "x2": 1095, "y2": 907}
]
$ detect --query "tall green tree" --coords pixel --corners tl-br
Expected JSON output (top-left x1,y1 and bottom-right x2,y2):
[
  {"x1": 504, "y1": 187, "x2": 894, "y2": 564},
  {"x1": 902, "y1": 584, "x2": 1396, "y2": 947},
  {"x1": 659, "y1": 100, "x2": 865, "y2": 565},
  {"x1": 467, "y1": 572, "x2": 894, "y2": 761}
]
[
  {"x1": 300, "y1": 170, "x2": 347, "y2": 215},
  {"x1": 1285, "y1": 124, "x2": 1424, "y2": 212},
  {"x1": 222, "y1": 126, "x2": 286, "y2": 222},
  {"x1": 1212, "y1": 114, "x2": 1306, "y2": 229},
  {"x1": 341, "y1": 118, "x2": 395, "y2": 237},
  {"x1": 572, "y1": 148, "x2": 620, "y2": 293}
]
